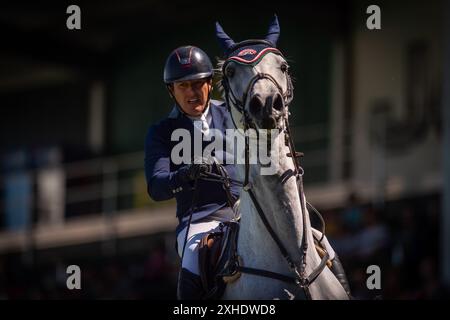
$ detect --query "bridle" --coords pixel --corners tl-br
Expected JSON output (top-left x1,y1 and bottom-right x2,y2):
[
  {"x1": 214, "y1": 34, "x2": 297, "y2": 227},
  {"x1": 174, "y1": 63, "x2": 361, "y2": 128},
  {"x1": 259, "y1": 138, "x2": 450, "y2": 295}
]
[
  {"x1": 216, "y1": 40, "x2": 330, "y2": 299},
  {"x1": 221, "y1": 40, "x2": 294, "y2": 131}
]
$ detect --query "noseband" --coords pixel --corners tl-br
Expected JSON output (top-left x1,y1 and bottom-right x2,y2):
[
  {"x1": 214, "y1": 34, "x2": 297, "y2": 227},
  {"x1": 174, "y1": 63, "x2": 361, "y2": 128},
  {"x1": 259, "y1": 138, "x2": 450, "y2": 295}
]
[{"x1": 221, "y1": 42, "x2": 294, "y2": 130}]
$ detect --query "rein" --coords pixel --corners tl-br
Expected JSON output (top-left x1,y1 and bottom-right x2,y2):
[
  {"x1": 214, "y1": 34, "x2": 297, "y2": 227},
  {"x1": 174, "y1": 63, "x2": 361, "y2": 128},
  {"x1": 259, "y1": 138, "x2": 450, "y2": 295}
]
[{"x1": 198, "y1": 126, "x2": 329, "y2": 299}]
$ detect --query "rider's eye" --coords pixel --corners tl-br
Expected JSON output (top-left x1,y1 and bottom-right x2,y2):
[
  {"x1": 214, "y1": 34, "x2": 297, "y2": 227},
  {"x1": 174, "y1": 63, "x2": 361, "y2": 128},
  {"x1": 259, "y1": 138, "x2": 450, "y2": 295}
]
[
  {"x1": 225, "y1": 66, "x2": 235, "y2": 78},
  {"x1": 280, "y1": 64, "x2": 289, "y2": 73}
]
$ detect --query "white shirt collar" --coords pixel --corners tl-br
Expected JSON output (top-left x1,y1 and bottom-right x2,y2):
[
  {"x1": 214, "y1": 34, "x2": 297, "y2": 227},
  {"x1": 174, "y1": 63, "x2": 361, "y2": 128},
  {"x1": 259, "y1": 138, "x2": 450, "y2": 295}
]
[
  {"x1": 189, "y1": 104, "x2": 212, "y2": 136},
  {"x1": 186, "y1": 104, "x2": 211, "y2": 125}
]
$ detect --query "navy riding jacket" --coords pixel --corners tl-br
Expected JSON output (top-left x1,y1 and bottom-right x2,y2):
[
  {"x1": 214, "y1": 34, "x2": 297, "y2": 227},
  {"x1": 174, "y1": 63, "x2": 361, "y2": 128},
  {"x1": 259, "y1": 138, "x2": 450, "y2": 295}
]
[{"x1": 144, "y1": 99, "x2": 241, "y2": 235}]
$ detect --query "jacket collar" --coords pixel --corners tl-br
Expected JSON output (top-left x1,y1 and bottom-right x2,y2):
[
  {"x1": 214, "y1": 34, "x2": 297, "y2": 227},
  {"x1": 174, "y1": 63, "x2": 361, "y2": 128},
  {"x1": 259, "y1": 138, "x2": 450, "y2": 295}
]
[{"x1": 168, "y1": 105, "x2": 181, "y2": 119}]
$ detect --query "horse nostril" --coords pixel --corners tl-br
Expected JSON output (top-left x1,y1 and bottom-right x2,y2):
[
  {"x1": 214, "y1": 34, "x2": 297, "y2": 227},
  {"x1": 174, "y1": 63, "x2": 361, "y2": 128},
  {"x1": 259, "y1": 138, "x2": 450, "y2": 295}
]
[
  {"x1": 249, "y1": 95, "x2": 264, "y2": 115},
  {"x1": 273, "y1": 94, "x2": 284, "y2": 112}
]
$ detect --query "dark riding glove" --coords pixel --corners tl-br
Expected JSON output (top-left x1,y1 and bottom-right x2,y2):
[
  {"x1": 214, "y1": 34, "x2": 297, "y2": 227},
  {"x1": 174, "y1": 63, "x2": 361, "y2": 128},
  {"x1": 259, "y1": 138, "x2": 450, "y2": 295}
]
[{"x1": 177, "y1": 163, "x2": 212, "y2": 183}]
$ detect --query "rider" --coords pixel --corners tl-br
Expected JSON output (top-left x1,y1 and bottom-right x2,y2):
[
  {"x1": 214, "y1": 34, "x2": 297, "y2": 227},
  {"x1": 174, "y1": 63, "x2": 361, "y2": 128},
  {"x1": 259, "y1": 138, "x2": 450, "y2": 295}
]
[{"x1": 144, "y1": 45, "x2": 241, "y2": 299}]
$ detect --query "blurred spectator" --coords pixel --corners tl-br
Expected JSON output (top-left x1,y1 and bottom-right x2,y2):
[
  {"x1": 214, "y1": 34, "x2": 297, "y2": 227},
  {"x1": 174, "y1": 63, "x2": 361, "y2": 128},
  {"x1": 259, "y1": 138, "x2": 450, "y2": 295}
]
[
  {"x1": 321, "y1": 209, "x2": 344, "y2": 238},
  {"x1": 355, "y1": 206, "x2": 390, "y2": 259},
  {"x1": 416, "y1": 256, "x2": 440, "y2": 299},
  {"x1": 330, "y1": 193, "x2": 444, "y2": 299},
  {"x1": 1, "y1": 149, "x2": 32, "y2": 231},
  {"x1": 391, "y1": 205, "x2": 422, "y2": 291},
  {"x1": 382, "y1": 266, "x2": 402, "y2": 299},
  {"x1": 35, "y1": 147, "x2": 65, "y2": 226},
  {"x1": 342, "y1": 193, "x2": 363, "y2": 234}
]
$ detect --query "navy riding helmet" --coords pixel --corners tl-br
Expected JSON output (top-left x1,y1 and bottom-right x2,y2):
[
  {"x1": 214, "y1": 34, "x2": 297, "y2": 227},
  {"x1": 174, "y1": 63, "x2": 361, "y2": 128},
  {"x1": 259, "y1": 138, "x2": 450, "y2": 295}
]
[{"x1": 163, "y1": 46, "x2": 214, "y2": 84}]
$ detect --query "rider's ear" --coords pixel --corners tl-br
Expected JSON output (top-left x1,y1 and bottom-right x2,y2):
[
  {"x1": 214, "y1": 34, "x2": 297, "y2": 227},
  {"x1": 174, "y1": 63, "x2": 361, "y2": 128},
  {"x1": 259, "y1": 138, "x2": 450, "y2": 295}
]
[{"x1": 207, "y1": 78, "x2": 213, "y2": 91}]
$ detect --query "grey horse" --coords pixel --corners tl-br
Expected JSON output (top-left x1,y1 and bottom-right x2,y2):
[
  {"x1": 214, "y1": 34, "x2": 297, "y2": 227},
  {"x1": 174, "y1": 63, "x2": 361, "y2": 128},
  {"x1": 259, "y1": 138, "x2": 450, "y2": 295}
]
[{"x1": 215, "y1": 16, "x2": 351, "y2": 300}]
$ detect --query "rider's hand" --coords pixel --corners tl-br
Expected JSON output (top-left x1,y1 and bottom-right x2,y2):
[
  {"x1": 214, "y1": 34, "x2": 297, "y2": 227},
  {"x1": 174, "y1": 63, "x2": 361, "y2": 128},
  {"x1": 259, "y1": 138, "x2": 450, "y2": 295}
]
[{"x1": 177, "y1": 163, "x2": 212, "y2": 183}]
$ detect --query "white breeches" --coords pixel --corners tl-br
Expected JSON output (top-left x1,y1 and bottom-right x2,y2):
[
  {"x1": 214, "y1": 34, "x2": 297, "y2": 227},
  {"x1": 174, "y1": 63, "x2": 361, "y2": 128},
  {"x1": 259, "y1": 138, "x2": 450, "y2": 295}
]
[{"x1": 177, "y1": 219, "x2": 223, "y2": 275}]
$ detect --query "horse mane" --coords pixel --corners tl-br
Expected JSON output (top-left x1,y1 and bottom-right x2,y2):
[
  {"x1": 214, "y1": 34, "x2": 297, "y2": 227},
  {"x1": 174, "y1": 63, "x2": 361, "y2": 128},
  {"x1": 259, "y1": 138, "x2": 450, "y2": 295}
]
[{"x1": 214, "y1": 57, "x2": 226, "y2": 98}]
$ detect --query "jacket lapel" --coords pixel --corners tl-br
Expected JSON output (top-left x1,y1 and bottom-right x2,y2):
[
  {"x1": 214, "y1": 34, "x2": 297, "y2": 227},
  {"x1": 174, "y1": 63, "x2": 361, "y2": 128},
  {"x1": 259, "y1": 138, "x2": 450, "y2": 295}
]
[{"x1": 210, "y1": 101, "x2": 227, "y2": 132}]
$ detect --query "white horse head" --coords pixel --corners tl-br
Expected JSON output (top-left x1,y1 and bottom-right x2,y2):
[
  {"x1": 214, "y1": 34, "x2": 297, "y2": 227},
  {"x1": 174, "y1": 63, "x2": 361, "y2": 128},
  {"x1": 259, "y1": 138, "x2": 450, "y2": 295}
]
[
  {"x1": 215, "y1": 15, "x2": 349, "y2": 300},
  {"x1": 216, "y1": 16, "x2": 292, "y2": 133}
]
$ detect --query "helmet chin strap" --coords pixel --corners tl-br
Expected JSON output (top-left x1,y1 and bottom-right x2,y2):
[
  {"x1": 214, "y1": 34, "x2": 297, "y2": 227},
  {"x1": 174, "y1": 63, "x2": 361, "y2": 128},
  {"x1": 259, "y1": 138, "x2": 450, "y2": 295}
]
[{"x1": 166, "y1": 84, "x2": 188, "y2": 117}]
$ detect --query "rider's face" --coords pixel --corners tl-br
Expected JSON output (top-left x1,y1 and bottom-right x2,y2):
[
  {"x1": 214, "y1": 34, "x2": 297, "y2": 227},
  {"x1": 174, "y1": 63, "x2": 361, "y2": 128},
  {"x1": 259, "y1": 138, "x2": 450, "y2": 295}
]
[{"x1": 171, "y1": 78, "x2": 212, "y2": 117}]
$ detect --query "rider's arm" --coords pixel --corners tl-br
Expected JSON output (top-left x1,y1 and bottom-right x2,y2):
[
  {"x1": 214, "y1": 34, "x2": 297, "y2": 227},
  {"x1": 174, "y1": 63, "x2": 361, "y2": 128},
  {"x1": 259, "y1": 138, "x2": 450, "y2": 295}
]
[{"x1": 144, "y1": 124, "x2": 192, "y2": 201}]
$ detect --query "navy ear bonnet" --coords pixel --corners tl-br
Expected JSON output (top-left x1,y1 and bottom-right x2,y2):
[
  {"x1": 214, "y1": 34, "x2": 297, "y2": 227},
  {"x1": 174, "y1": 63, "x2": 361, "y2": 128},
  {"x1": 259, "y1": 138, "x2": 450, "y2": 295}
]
[
  {"x1": 215, "y1": 14, "x2": 283, "y2": 63},
  {"x1": 225, "y1": 40, "x2": 282, "y2": 66}
]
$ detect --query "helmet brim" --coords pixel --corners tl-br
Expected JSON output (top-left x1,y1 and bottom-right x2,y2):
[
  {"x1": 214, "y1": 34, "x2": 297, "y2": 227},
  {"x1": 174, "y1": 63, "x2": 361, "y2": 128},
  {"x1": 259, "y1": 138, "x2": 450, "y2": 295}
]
[{"x1": 164, "y1": 71, "x2": 213, "y2": 84}]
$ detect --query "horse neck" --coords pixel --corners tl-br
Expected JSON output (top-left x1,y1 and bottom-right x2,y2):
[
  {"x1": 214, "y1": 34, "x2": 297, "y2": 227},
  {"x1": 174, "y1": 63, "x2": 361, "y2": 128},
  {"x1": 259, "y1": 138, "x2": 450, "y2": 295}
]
[{"x1": 237, "y1": 130, "x2": 310, "y2": 272}]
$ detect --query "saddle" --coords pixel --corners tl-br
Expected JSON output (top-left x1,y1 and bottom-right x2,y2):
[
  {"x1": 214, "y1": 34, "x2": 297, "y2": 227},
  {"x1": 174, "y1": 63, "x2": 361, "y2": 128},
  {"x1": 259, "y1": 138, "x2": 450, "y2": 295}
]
[
  {"x1": 198, "y1": 220, "x2": 240, "y2": 299},
  {"x1": 198, "y1": 221, "x2": 334, "y2": 300}
]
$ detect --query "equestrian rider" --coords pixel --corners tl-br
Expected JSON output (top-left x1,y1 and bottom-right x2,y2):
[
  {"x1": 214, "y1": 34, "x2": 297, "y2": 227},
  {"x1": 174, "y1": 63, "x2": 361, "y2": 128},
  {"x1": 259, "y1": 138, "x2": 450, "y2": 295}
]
[{"x1": 144, "y1": 45, "x2": 241, "y2": 299}]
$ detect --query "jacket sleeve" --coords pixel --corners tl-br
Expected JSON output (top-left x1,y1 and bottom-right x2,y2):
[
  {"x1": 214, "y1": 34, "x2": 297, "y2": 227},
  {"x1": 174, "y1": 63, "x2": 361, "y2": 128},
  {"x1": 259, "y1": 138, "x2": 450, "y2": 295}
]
[{"x1": 144, "y1": 123, "x2": 191, "y2": 201}]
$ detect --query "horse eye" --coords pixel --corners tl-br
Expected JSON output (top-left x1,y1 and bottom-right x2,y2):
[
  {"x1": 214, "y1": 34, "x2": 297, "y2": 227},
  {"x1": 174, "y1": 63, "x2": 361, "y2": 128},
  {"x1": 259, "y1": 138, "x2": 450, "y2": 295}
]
[
  {"x1": 225, "y1": 66, "x2": 235, "y2": 78},
  {"x1": 280, "y1": 64, "x2": 289, "y2": 73}
]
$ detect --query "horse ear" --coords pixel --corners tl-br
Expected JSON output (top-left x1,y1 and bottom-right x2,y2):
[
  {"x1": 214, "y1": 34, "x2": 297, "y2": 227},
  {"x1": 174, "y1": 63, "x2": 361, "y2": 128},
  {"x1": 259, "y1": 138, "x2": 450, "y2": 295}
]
[
  {"x1": 265, "y1": 14, "x2": 280, "y2": 47},
  {"x1": 215, "y1": 22, "x2": 235, "y2": 52}
]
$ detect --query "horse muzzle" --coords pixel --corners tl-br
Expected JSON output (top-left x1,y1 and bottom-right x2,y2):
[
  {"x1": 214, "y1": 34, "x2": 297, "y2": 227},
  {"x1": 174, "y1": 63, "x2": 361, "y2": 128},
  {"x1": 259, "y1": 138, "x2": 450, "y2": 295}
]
[{"x1": 249, "y1": 93, "x2": 285, "y2": 129}]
